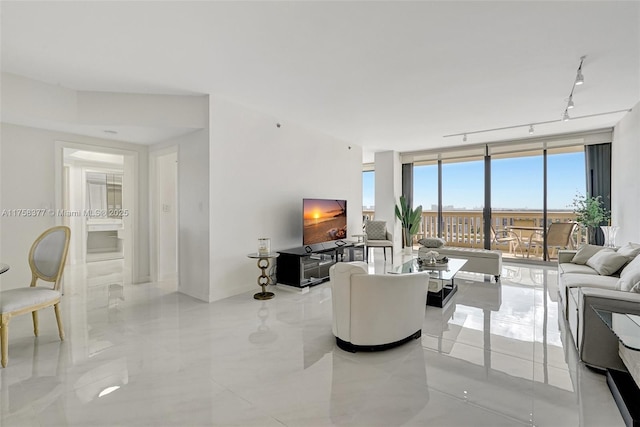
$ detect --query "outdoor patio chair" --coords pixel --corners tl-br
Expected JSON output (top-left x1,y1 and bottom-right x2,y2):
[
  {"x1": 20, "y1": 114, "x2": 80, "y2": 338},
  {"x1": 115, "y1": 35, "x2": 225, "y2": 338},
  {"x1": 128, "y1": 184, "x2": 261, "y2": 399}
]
[
  {"x1": 525, "y1": 222, "x2": 577, "y2": 259},
  {"x1": 491, "y1": 225, "x2": 523, "y2": 256}
]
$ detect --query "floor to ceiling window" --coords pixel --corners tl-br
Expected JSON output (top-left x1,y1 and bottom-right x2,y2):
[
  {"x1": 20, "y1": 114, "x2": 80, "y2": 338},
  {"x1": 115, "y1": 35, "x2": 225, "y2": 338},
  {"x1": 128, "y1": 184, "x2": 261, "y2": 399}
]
[
  {"x1": 442, "y1": 157, "x2": 484, "y2": 247},
  {"x1": 397, "y1": 133, "x2": 606, "y2": 262},
  {"x1": 362, "y1": 169, "x2": 375, "y2": 222},
  {"x1": 491, "y1": 150, "x2": 544, "y2": 257},
  {"x1": 413, "y1": 161, "x2": 439, "y2": 241},
  {"x1": 547, "y1": 147, "x2": 586, "y2": 246}
]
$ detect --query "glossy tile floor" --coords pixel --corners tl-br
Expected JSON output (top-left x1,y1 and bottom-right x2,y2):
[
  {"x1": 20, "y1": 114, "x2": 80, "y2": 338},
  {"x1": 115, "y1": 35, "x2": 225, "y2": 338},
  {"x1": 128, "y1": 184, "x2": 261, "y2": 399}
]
[{"x1": 0, "y1": 255, "x2": 625, "y2": 426}]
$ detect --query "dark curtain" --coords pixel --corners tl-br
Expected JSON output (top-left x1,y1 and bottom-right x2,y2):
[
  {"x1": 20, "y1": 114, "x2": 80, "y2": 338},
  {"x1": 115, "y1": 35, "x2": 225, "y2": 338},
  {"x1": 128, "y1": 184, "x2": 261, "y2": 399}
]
[
  {"x1": 585, "y1": 143, "x2": 612, "y2": 245},
  {"x1": 402, "y1": 163, "x2": 413, "y2": 208}
]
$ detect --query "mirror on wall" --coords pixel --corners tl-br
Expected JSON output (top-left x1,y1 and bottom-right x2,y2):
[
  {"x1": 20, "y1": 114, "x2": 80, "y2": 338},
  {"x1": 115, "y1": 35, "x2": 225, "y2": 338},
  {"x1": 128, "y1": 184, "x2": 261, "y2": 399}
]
[{"x1": 86, "y1": 172, "x2": 123, "y2": 218}]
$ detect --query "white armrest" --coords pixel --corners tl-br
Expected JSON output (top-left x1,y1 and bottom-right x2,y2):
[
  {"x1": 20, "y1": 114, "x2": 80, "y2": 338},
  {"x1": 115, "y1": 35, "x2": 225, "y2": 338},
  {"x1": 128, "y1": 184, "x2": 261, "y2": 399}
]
[{"x1": 558, "y1": 250, "x2": 577, "y2": 264}]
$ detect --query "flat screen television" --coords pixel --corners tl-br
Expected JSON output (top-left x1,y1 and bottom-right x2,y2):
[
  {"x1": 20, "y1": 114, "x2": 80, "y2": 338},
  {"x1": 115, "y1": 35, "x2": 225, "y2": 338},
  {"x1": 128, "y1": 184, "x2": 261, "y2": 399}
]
[{"x1": 303, "y1": 198, "x2": 347, "y2": 246}]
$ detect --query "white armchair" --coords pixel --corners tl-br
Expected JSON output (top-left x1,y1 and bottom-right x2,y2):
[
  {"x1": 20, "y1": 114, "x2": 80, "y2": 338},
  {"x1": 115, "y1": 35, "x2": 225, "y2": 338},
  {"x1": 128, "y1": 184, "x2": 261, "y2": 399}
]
[{"x1": 329, "y1": 262, "x2": 427, "y2": 352}]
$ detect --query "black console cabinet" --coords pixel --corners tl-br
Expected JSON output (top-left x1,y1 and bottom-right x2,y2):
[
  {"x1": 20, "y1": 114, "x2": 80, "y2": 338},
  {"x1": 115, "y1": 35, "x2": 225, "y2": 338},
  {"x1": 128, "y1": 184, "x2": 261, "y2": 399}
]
[{"x1": 276, "y1": 241, "x2": 364, "y2": 287}]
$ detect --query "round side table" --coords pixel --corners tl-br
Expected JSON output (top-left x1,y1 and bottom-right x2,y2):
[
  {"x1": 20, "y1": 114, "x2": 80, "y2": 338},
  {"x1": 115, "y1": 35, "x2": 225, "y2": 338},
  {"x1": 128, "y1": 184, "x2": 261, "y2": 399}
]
[{"x1": 247, "y1": 253, "x2": 279, "y2": 300}]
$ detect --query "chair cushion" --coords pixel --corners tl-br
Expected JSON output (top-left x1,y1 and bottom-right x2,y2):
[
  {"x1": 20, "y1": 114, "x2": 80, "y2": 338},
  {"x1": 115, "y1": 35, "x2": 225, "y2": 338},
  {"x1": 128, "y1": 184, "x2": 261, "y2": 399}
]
[
  {"x1": 365, "y1": 221, "x2": 387, "y2": 240},
  {"x1": 367, "y1": 240, "x2": 393, "y2": 247},
  {"x1": 586, "y1": 249, "x2": 628, "y2": 276},
  {"x1": 561, "y1": 273, "x2": 619, "y2": 291},
  {"x1": 559, "y1": 263, "x2": 599, "y2": 275},
  {"x1": 0, "y1": 288, "x2": 61, "y2": 313}
]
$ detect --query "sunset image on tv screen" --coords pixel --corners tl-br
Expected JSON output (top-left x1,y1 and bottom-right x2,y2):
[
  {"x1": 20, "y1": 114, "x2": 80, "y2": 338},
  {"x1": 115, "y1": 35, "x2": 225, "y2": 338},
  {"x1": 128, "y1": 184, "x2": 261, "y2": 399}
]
[{"x1": 303, "y1": 199, "x2": 347, "y2": 245}]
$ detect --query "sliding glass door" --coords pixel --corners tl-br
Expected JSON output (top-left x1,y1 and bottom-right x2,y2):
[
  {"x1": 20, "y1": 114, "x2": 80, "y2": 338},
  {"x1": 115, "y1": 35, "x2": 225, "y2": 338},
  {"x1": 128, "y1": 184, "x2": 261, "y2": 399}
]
[
  {"x1": 491, "y1": 151, "x2": 544, "y2": 258},
  {"x1": 413, "y1": 162, "x2": 438, "y2": 242},
  {"x1": 441, "y1": 158, "x2": 484, "y2": 247}
]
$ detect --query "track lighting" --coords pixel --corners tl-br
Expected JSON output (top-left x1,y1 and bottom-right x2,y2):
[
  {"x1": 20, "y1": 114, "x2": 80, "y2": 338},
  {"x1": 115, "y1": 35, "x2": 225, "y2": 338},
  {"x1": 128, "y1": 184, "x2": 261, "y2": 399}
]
[
  {"x1": 563, "y1": 56, "x2": 586, "y2": 117},
  {"x1": 444, "y1": 108, "x2": 631, "y2": 140},
  {"x1": 567, "y1": 96, "x2": 575, "y2": 109}
]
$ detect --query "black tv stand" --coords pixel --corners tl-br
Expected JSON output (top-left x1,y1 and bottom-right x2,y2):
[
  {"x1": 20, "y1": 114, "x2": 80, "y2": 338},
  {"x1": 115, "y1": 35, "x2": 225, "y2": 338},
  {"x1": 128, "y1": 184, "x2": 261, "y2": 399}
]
[{"x1": 276, "y1": 241, "x2": 364, "y2": 288}]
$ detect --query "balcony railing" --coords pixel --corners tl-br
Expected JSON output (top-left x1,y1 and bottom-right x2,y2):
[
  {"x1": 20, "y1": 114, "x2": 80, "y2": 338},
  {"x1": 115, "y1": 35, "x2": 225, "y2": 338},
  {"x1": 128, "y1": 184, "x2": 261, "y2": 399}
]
[{"x1": 362, "y1": 209, "x2": 583, "y2": 261}]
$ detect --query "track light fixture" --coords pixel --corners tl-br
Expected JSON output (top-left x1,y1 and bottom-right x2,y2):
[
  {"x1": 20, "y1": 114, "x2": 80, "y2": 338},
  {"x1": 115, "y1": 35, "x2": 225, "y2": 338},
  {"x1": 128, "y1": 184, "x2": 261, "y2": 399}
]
[
  {"x1": 443, "y1": 108, "x2": 631, "y2": 140},
  {"x1": 567, "y1": 96, "x2": 575, "y2": 109},
  {"x1": 575, "y1": 56, "x2": 585, "y2": 85},
  {"x1": 443, "y1": 55, "x2": 633, "y2": 140},
  {"x1": 563, "y1": 56, "x2": 586, "y2": 118}
]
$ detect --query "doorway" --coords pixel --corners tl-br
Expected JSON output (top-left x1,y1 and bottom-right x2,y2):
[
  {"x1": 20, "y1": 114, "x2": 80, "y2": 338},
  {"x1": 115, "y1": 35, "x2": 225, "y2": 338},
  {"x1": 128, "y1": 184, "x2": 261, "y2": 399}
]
[{"x1": 56, "y1": 142, "x2": 137, "y2": 285}]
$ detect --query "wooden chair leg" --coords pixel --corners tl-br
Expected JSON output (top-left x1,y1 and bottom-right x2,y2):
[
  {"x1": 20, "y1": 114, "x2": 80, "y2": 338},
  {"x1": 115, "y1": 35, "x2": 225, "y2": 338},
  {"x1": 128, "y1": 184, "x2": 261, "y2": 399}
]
[
  {"x1": 1, "y1": 314, "x2": 9, "y2": 368},
  {"x1": 54, "y1": 304, "x2": 65, "y2": 341},
  {"x1": 32, "y1": 310, "x2": 39, "y2": 336}
]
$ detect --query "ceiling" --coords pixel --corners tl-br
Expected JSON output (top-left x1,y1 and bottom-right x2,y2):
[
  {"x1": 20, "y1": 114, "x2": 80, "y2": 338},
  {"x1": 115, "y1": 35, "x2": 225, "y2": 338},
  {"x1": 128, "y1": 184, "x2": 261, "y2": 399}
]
[{"x1": 1, "y1": 1, "x2": 639, "y2": 162}]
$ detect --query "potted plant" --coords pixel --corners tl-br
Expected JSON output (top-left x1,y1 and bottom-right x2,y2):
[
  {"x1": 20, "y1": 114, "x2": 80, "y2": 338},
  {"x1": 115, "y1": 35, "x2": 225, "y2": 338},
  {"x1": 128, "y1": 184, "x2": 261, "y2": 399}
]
[
  {"x1": 571, "y1": 193, "x2": 611, "y2": 245},
  {"x1": 395, "y1": 195, "x2": 423, "y2": 252}
]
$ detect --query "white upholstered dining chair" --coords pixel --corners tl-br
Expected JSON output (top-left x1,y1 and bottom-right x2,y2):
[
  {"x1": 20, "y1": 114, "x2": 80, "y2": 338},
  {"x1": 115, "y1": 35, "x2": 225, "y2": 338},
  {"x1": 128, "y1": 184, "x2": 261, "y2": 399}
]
[
  {"x1": 0, "y1": 226, "x2": 71, "y2": 368},
  {"x1": 364, "y1": 220, "x2": 394, "y2": 263}
]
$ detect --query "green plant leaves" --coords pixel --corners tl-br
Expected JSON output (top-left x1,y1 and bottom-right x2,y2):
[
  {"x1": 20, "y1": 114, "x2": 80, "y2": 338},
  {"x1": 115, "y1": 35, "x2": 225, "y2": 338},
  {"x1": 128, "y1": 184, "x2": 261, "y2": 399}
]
[
  {"x1": 571, "y1": 193, "x2": 610, "y2": 229},
  {"x1": 395, "y1": 195, "x2": 423, "y2": 245}
]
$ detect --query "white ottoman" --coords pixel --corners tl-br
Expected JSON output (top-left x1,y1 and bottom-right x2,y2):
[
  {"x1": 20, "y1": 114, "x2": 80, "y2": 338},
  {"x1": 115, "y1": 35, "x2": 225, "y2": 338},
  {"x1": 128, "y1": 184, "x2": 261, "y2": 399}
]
[{"x1": 419, "y1": 246, "x2": 502, "y2": 281}]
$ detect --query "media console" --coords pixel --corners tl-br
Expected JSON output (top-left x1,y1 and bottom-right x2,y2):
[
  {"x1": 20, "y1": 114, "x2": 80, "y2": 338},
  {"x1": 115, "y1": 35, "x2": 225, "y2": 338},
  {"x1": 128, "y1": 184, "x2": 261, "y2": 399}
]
[{"x1": 276, "y1": 241, "x2": 365, "y2": 288}]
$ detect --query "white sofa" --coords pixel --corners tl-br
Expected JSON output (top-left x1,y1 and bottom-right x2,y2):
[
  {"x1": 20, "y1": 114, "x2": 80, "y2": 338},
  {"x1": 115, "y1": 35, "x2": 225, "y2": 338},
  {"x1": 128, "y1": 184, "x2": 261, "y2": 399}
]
[
  {"x1": 557, "y1": 243, "x2": 640, "y2": 370},
  {"x1": 329, "y1": 261, "x2": 427, "y2": 352}
]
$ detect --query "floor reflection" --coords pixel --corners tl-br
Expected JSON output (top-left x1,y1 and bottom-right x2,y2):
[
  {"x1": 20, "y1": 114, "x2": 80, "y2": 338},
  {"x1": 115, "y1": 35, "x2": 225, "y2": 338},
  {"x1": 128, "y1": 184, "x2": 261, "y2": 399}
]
[{"x1": 0, "y1": 257, "x2": 624, "y2": 426}]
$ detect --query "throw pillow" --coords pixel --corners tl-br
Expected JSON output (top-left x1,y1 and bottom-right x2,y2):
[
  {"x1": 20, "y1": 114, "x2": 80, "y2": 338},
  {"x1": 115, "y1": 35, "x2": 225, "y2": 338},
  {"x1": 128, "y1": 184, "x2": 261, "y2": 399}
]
[
  {"x1": 586, "y1": 249, "x2": 628, "y2": 276},
  {"x1": 571, "y1": 244, "x2": 605, "y2": 265},
  {"x1": 617, "y1": 242, "x2": 640, "y2": 261},
  {"x1": 617, "y1": 254, "x2": 640, "y2": 291},
  {"x1": 365, "y1": 221, "x2": 387, "y2": 240},
  {"x1": 418, "y1": 237, "x2": 446, "y2": 248}
]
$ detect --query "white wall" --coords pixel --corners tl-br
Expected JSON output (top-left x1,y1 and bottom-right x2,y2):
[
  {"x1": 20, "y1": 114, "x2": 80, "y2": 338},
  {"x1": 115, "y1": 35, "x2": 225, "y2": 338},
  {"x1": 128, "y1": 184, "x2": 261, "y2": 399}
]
[
  {"x1": 156, "y1": 151, "x2": 178, "y2": 280},
  {"x1": 611, "y1": 101, "x2": 640, "y2": 244},
  {"x1": 178, "y1": 130, "x2": 210, "y2": 300},
  {"x1": 208, "y1": 97, "x2": 362, "y2": 302},
  {"x1": 154, "y1": 130, "x2": 210, "y2": 301},
  {"x1": 374, "y1": 151, "x2": 403, "y2": 253},
  {"x1": 0, "y1": 123, "x2": 150, "y2": 288}
]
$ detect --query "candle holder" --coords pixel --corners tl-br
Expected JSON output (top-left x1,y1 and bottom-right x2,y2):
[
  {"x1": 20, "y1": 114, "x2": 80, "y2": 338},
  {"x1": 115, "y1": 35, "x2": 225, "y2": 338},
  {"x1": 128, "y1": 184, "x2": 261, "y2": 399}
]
[{"x1": 258, "y1": 238, "x2": 271, "y2": 255}]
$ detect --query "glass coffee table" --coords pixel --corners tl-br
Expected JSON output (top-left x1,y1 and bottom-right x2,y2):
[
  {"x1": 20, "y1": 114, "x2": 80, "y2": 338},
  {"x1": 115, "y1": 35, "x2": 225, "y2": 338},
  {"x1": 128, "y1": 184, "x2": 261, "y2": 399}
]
[{"x1": 390, "y1": 258, "x2": 467, "y2": 307}]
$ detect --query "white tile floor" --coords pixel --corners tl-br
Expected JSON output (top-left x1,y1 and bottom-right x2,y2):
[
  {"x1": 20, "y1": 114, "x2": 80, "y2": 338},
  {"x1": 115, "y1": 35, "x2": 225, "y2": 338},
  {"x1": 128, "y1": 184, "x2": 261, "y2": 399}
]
[{"x1": 0, "y1": 254, "x2": 625, "y2": 426}]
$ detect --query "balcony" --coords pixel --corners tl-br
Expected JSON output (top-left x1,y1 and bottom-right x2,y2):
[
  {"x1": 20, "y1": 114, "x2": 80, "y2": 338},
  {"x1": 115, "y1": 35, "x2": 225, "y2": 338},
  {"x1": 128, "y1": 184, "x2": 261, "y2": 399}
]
[{"x1": 362, "y1": 209, "x2": 583, "y2": 261}]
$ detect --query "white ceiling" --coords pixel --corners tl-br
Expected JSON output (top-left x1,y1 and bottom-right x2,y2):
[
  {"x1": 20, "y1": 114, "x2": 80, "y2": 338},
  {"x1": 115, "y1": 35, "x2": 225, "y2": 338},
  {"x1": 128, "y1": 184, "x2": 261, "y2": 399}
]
[{"x1": 1, "y1": 1, "x2": 639, "y2": 162}]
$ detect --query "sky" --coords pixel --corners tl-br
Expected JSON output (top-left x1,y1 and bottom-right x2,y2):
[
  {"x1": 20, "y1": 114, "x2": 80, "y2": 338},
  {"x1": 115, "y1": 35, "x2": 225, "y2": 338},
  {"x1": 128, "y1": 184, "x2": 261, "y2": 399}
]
[{"x1": 363, "y1": 152, "x2": 585, "y2": 211}]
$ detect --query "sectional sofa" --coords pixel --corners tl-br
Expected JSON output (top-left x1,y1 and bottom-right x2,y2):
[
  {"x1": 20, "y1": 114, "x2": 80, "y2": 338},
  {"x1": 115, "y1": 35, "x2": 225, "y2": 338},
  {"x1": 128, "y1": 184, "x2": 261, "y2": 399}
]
[{"x1": 557, "y1": 242, "x2": 640, "y2": 370}]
